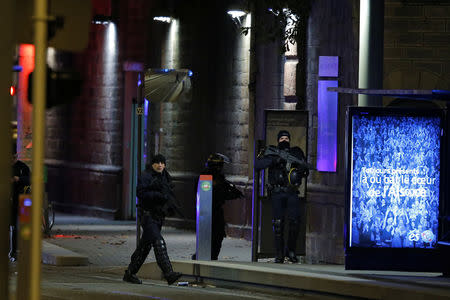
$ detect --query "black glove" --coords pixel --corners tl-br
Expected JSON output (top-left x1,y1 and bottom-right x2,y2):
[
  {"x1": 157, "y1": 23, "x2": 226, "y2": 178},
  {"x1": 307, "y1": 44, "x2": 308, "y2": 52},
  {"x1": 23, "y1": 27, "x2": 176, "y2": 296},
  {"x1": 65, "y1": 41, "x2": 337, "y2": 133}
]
[
  {"x1": 272, "y1": 156, "x2": 285, "y2": 165},
  {"x1": 152, "y1": 191, "x2": 166, "y2": 203},
  {"x1": 166, "y1": 205, "x2": 176, "y2": 216},
  {"x1": 150, "y1": 181, "x2": 163, "y2": 190},
  {"x1": 298, "y1": 167, "x2": 309, "y2": 177}
]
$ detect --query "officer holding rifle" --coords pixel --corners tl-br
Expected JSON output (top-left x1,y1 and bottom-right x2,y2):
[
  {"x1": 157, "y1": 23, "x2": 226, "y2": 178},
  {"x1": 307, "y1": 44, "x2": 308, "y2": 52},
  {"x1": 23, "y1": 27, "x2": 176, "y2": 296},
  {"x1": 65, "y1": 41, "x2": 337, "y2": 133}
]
[{"x1": 255, "y1": 130, "x2": 310, "y2": 263}]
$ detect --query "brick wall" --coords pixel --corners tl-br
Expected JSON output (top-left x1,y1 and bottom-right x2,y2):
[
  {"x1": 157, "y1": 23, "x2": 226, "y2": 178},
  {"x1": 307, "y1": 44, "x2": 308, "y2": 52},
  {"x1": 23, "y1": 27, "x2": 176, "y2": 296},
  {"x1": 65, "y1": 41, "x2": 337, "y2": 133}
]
[
  {"x1": 304, "y1": 0, "x2": 358, "y2": 264},
  {"x1": 45, "y1": 0, "x2": 150, "y2": 218},
  {"x1": 46, "y1": 14, "x2": 123, "y2": 217},
  {"x1": 384, "y1": 0, "x2": 450, "y2": 92},
  {"x1": 146, "y1": 2, "x2": 253, "y2": 233},
  {"x1": 303, "y1": 0, "x2": 450, "y2": 264}
]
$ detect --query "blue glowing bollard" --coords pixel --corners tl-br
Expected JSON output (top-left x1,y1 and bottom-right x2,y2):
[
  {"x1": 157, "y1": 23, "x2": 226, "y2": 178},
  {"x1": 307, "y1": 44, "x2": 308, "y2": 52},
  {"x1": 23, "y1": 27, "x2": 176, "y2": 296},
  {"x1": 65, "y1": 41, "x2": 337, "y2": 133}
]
[{"x1": 196, "y1": 175, "x2": 213, "y2": 260}]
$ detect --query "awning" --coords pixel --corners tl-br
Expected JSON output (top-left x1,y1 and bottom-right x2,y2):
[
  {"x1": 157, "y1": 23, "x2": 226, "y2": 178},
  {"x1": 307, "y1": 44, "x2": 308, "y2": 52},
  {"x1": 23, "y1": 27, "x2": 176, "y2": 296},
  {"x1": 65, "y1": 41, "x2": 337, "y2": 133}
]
[{"x1": 144, "y1": 68, "x2": 192, "y2": 103}]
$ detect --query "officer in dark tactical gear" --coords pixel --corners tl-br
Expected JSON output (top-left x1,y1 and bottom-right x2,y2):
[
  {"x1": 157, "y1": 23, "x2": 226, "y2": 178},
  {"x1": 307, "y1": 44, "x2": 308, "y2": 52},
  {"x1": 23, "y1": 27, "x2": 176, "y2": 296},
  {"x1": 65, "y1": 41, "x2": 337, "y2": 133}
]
[
  {"x1": 192, "y1": 153, "x2": 244, "y2": 260},
  {"x1": 123, "y1": 154, "x2": 182, "y2": 285},
  {"x1": 255, "y1": 130, "x2": 309, "y2": 263},
  {"x1": 10, "y1": 144, "x2": 30, "y2": 262}
]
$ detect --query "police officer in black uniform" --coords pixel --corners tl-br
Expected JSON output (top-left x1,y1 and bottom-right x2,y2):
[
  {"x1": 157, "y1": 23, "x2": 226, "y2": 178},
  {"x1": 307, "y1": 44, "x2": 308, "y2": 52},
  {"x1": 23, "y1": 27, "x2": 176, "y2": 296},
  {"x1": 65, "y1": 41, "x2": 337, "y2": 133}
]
[
  {"x1": 123, "y1": 154, "x2": 182, "y2": 285},
  {"x1": 10, "y1": 144, "x2": 30, "y2": 262},
  {"x1": 255, "y1": 130, "x2": 309, "y2": 263},
  {"x1": 192, "y1": 153, "x2": 244, "y2": 260}
]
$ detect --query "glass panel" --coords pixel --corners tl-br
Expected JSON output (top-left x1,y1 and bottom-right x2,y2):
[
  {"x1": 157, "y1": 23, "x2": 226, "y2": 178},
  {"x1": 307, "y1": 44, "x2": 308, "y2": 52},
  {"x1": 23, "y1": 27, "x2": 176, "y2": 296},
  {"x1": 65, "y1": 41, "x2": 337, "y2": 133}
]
[
  {"x1": 317, "y1": 80, "x2": 338, "y2": 172},
  {"x1": 350, "y1": 113, "x2": 441, "y2": 249}
]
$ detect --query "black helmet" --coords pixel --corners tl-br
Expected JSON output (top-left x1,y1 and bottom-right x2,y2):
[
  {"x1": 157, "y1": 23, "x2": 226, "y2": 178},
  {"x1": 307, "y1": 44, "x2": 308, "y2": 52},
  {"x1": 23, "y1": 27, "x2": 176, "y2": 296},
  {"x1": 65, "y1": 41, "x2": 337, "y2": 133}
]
[
  {"x1": 205, "y1": 153, "x2": 231, "y2": 170},
  {"x1": 288, "y1": 168, "x2": 303, "y2": 186}
]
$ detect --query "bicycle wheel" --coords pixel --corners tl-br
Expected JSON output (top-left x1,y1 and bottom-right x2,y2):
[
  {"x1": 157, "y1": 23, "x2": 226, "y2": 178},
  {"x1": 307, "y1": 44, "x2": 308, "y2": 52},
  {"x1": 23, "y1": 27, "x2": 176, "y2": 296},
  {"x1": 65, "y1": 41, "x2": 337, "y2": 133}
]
[
  {"x1": 42, "y1": 193, "x2": 55, "y2": 236},
  {"x1": 47, "y1": 202, "x2": 55, "y2": 230}
]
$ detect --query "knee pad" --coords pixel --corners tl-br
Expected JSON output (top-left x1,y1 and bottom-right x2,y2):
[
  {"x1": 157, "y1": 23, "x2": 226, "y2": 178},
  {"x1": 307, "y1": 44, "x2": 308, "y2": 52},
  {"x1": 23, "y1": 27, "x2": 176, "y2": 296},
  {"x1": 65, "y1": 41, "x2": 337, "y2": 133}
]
[
  {"x1": 153, "y1": 239, "x2": 166, "y2": 249},
  {"x1": 288, "y1": 218, "x2": 299, "y2": 227},
  {"x1": 272, "y1": 219, "x2": 284, "y2": 235}
]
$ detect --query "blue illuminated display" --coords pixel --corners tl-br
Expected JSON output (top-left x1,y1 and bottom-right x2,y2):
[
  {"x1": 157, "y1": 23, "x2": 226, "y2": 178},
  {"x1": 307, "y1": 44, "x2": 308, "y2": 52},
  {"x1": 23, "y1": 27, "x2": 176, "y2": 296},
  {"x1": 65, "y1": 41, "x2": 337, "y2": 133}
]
[
  {"x1": 24, "y1": 198, "x2": 32, "y2": 206},
  {"x1": 350, "y1": 114, "x2": 441, "y2": 249}
]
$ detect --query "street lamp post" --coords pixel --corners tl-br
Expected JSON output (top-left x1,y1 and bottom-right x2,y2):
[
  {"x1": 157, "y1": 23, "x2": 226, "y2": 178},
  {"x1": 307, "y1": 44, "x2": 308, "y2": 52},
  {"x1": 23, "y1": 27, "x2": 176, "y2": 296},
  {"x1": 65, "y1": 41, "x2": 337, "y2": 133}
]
[{"x1": 17, "y1": 0, "x2": 48, "y2": 300}]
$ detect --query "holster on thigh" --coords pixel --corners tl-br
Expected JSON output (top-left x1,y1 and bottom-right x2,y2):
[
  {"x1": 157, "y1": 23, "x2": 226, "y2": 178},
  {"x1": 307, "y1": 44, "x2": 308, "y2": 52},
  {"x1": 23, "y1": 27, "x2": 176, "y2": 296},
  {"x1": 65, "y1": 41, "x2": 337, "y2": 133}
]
[
  {"x1": 272, "y1": 218, "x2": 285, "y2": 259},
  {"x1": 287, "y1": 218, "x2": 300, "y2": 251}
]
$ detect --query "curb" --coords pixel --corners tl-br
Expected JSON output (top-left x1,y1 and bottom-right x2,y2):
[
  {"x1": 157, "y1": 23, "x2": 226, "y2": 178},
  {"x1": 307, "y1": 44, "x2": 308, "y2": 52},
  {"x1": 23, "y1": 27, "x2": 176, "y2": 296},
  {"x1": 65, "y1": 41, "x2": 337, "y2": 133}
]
[
  {"x1": 42, "y1": 241, "x2": 89, "y2": 266},
  {"x1": 104, "y1": 260, "x2": 450, "y2": 300}
]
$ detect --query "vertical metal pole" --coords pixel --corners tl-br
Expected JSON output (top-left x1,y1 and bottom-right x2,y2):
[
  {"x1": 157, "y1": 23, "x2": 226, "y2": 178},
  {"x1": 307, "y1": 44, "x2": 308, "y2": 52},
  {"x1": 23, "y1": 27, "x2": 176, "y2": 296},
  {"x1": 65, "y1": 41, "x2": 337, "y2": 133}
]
[
  {"x1": 251, "y1": 140, "x2": 264, "y2": 262},
  {"x1": 27, "y1": 0, "x2": 47, "y2": 299},
  {"x1": 248, "y1": 0, "x2": 258, "y2": 263},
  {"x1": 0, "y1": 0, "x2": 15, "y2": 298},
  {"x1": 358, "y1": 0, "x2": 384, "y2": 107},
  {"x1": 136, "y1": 73, "x2": 143, "y2": 246},
  {"x1": 251, "y1": 167, "x2": 260, "y2": 262}
]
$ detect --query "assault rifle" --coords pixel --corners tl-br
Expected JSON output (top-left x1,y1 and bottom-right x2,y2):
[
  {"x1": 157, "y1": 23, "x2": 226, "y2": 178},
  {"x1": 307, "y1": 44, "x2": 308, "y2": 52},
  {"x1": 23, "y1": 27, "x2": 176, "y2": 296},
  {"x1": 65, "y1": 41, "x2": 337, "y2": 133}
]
[
  {"x1": 223, "y1": 179, "x2": 245, "y2": 199},
  {"x1": 263, "y1": 145, "x2": 314, "y2": 171},
  {"x1": 161, "y1": 182, "x2": 185, "y2": 218},
  {"x1": 142, "y1": 177, "x2": 185, "y2": 218}
]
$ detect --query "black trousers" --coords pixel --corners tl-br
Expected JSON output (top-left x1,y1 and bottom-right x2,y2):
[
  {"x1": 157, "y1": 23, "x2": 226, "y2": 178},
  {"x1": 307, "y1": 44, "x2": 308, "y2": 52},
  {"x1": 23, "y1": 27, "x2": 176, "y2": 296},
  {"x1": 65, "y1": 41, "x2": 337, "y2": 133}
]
[
  {"x1": 270, "y1": 190, "x2": 301, "y2": 257},
  {"x1": 211, "y1": 208, "x2": 226, "y2": 260},
  {"x1": 271, "y1": 190, "x2": 300, "y2": 220},
  {"x1": 127, "y1": 214, "x2": 163, "y2": 274}
]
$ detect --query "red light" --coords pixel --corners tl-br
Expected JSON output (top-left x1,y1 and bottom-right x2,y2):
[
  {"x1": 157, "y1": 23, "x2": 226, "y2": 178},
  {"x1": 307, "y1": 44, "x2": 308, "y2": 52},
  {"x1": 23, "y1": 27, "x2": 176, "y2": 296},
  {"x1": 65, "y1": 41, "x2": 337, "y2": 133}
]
[
  {"x1": 10, "y1": 85, "x2": 16, "y2": 96},
  {"x1": 52, "y1": 234, "x2": 81, "y2": 239}
]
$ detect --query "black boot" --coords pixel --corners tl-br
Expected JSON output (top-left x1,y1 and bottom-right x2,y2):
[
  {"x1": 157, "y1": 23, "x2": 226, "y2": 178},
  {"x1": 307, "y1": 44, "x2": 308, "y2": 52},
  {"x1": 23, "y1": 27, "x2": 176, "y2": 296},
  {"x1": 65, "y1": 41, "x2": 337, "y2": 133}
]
[
  {"x1": 286, "y1": 250, "x2": 298, "y2": 263},
  {"x1": 154, "y1": 239, "x2": 182, "y2": 285},
  {"x1": 286, "y1": 218, "x2": 300, "y2": 263},
  {"x1": 124, "y1": 240, "x2": 152, "y2": 284},
  {"x1": 127, "y1": 241, "x2": 152, "y2": 275},
  {"x1": 123, "y1": 269, "x2": 142, "y2": 284},
  {"x1": 272, "y1": 219, "x2": 285, "y2": 263}
]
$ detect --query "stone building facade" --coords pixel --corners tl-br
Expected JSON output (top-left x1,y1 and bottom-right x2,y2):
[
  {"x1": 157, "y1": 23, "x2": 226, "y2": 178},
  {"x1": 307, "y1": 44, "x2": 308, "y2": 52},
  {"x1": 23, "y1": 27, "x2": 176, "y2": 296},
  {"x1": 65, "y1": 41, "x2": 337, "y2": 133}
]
[
  {"x1": 46, "y1": 0, "x2": 150, "y2": 218},
  {"x1": 42, "y1": 0, "x2": 450, "y2": 264},
  {"x1": 383, "y1": 0, "x2": 450, "y2": 92},
  {"x1": 145, "y1": 1, "x2": 253, "y2": 233},
  {"x1": 302, "y1": 0, "x2": 450, "y2": 264}
]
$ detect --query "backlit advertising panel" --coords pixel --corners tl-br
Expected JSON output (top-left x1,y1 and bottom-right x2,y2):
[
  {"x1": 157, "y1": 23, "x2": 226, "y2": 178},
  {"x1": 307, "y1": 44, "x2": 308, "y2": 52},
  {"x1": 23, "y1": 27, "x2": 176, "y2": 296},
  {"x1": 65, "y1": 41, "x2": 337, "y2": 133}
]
[
  {"x1": 349, "y1": 110, "x2": 442, "y2": 249},
  {"x1": 345, "y1": 106, "x2": 450, "y2": 272}
]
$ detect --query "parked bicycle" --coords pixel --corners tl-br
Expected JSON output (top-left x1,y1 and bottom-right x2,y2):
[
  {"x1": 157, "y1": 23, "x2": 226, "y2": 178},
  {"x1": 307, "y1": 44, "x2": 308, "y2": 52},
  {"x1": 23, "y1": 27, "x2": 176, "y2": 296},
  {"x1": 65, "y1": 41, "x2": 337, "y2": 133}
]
[{"x1": 20, "y1": 166, "x2": 54, "y2": 236}]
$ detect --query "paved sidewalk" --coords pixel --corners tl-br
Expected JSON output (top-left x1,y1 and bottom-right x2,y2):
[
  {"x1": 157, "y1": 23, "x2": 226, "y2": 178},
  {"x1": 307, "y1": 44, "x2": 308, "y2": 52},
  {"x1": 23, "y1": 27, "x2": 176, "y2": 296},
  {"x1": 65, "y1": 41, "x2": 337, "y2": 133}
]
[
  {"x1": 45, "y1": 213, "x2": 252, "y2": 267},
  {"x1": 38, "y1": 213, "x2": 450, "y2": 300}
]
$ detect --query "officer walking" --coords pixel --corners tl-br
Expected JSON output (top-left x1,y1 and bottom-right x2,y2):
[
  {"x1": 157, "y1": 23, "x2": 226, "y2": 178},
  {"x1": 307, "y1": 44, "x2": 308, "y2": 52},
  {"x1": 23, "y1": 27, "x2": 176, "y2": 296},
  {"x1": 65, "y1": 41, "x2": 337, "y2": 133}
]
[
  {"x1": 255, "y1": 130, "x2": 309, "y2": 263},
  {"x1": 123, "y1": 154, "x2": 182, "y2": 285}
]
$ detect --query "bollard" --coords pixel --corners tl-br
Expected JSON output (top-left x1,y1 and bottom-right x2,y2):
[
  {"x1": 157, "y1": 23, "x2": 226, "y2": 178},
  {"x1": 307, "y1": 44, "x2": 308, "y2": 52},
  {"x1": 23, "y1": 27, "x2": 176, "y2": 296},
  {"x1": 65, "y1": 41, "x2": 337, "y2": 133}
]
[{"x1": 196, "y1": 175, "x2": 213, "y2": 260}]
